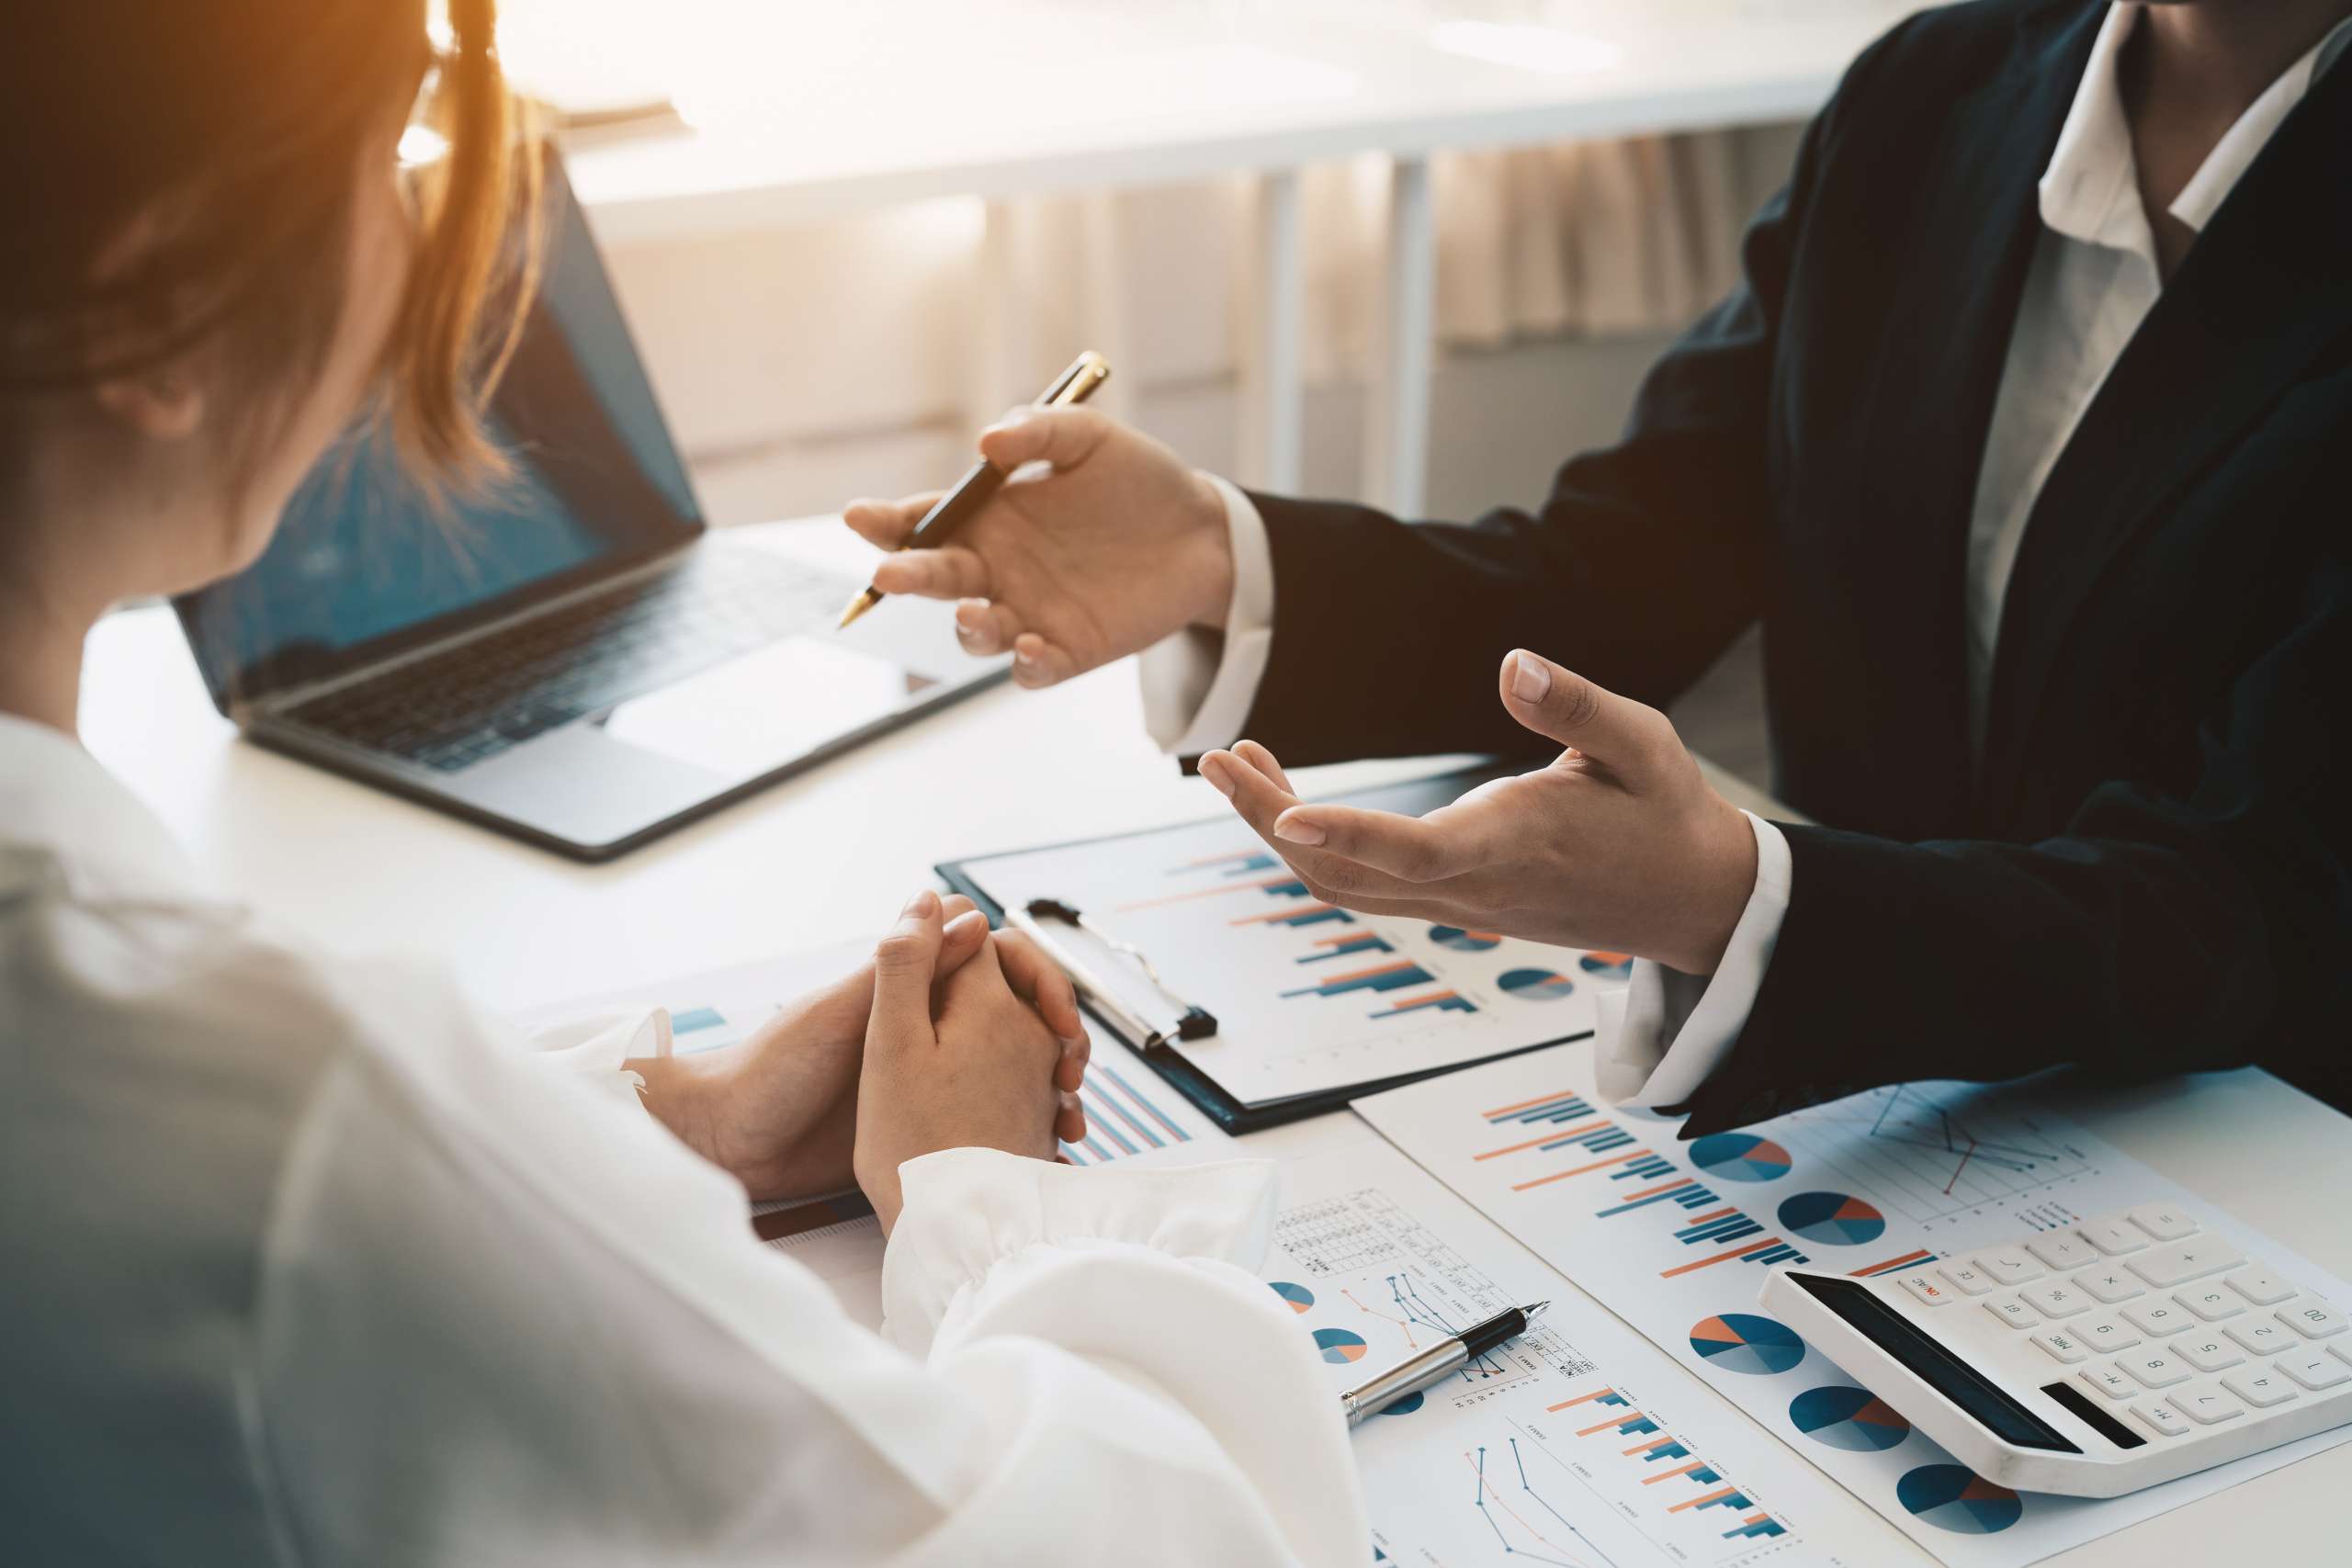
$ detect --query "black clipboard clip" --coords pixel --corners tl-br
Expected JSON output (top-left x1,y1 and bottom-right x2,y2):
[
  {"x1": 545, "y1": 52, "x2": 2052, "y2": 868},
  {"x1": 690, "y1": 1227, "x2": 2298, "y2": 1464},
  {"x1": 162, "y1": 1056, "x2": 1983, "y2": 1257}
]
[{"x1": 1007, "y1": 898, "x2": 1218, "y2": 1052}]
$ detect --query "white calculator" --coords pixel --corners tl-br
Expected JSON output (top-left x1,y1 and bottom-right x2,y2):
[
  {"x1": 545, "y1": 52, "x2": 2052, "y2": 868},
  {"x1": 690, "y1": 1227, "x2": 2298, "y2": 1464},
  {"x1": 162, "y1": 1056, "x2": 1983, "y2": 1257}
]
[{"x1": 1760, "y1": 1202, "x2": 2351, "y2": 1496}]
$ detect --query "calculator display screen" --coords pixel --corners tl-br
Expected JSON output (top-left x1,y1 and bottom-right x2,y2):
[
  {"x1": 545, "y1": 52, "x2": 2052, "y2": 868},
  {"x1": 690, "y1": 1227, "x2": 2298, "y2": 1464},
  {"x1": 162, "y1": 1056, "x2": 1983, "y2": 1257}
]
[{"x1": 1792, "y1": 1275, "x2": 2085, "y2": 1452}]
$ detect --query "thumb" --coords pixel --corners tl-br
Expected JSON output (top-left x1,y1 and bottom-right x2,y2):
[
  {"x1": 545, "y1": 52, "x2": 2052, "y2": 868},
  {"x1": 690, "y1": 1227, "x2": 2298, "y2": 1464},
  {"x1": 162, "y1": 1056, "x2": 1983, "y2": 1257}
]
[
  {"x1": 977, "y1": 405, "x2": 1111, "y2": 472},
  {"x1": 1499, "y1": 649, "x2": 1669, "y2": 772},
  {"x1": 869, "y1": 890, "x2": 946, "y2": 1047}
]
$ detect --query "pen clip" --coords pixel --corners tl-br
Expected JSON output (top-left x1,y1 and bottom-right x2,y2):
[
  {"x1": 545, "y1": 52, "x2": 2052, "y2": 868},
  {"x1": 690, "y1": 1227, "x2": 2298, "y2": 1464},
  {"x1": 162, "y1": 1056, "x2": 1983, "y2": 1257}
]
[{"x1": 1008, "y1": 897, "x2": 1216, "y2": 1052}]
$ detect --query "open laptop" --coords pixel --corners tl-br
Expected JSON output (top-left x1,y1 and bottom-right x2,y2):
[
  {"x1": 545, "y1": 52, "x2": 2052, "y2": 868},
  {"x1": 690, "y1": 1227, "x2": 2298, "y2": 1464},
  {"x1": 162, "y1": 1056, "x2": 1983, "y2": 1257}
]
[{"x1": 174, "y1": 152, "x2": 1001, "y2": 862}]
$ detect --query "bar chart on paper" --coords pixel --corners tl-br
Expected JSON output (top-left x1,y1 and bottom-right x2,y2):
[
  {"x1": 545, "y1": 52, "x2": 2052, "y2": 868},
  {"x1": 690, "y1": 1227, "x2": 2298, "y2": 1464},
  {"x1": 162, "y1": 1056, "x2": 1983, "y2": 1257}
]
[
  {"x1": 953, "y1": 784, "x2": 1635, "y2": 1105},
  {"x1": 1354, "y1": 1046, "x2": 2352, "y2": 1568},
  {"x1": 1273, "y1": 1143, "x2": 1875, "y2": 1568}
]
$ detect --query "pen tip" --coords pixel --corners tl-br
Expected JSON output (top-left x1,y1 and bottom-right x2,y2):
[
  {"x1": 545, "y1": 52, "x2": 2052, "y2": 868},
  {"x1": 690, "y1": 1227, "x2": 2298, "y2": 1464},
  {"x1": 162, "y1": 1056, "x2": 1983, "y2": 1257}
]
[
  {"x1": 837, "y1": 588, "x2": 878, "y2": 629},
  {"x1": 1526, "y1": 1301, "x2": 1550, "y2": 1319}
]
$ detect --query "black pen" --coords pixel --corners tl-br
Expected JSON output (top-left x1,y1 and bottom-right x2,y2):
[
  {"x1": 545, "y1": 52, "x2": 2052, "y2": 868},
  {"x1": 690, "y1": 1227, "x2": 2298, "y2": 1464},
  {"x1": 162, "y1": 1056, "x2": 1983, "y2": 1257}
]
[
  {"x1": 837, "y1": 349, "x2": 1112, "y2": 629},
  {"x1": 1339, "y1": 1301, "x2": 1550, "y2": 1426}
]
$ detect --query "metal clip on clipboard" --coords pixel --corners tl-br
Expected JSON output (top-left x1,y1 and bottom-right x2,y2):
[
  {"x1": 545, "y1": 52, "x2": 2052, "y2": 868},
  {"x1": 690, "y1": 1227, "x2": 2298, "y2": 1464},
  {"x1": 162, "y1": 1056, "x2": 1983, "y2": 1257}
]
[{"x1": 1006, "y1": 899, "x2": 1217, "y2": 1052}]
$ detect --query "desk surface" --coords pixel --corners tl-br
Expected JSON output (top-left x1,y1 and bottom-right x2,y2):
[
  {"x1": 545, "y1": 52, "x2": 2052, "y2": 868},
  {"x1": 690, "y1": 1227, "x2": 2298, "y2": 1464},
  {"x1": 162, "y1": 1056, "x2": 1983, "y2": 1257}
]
[
  {"x1": 563, "y1": 0, "x2": 1919, "y2": 239},
  {"x1": 79, "y1": 517, "x2": 2349, "y2": 1565}
]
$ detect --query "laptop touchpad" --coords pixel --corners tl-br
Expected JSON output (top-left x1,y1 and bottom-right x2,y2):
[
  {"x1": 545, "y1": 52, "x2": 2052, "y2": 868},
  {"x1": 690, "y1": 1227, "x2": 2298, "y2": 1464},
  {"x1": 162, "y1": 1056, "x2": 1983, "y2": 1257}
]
[{"x1": 600, "y1": 636, "x2": 936, "y2": 780}]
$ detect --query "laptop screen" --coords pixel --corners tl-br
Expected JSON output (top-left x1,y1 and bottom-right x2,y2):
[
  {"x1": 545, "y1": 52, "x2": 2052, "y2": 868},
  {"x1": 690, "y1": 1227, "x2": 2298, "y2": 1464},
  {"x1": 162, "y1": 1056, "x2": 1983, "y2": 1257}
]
[{"x1": 175, "y1": 152, "x2": 704, "y2": 710}]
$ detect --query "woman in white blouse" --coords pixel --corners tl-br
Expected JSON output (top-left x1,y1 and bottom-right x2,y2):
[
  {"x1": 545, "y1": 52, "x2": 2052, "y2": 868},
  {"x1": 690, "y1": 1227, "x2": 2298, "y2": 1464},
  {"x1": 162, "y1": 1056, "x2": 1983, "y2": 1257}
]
[{"x1": 0, "y1": 4, "x2": 1365, "y2": 1562}]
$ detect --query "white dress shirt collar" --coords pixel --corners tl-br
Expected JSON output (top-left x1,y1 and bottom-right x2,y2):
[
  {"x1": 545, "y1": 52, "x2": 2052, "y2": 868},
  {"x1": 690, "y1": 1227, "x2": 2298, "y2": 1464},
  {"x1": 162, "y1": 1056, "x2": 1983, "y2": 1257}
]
[{"x1": 2041, "y1": 5, "x2": 2352, "y2": 254}]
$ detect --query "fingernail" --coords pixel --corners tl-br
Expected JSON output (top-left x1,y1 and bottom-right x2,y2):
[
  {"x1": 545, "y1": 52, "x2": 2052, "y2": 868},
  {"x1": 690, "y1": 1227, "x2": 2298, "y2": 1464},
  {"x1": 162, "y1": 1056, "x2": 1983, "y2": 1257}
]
[
  {"x1": 903, "y1": 889, "x2": 938, "y2": 918},
  {"x1": 1013, "y1": 645, "x2": 1036, "y2": 667},
  {"x1": 1201, "y1": 757, "x2": 1235, "y2": 797},
  {"x1": 1275, "y1": 812, "x2": 1324, "y2": 845},
  {"x1": 1510, "y1": 650, "x2": 1551, "y2": 704}
]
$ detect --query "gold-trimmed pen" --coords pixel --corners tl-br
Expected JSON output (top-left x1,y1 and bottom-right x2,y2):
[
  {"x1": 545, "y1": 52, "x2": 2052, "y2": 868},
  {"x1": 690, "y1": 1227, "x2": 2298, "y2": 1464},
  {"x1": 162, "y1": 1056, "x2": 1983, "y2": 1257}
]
[{"x1": 838, "y1": 350, "x2": 1112, "y2": 629}]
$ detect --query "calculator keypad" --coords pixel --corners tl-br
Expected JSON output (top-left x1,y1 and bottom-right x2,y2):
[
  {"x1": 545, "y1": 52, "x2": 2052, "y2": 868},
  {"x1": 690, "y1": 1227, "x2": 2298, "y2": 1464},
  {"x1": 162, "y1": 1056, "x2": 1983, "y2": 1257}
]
[
  {"x1": 1837, "y1": 1205, "x2": 2348, "y2": 1461},
  {"x1": 2282, "y1": 1301, "x2": 2345, "y2": 1338}
]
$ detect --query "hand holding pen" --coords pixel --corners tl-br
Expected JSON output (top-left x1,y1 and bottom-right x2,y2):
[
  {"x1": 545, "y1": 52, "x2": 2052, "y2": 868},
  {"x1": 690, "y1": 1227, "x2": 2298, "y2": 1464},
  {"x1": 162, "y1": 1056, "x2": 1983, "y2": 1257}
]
[
  {"x1": 838, "y1": 351, "x2": 1113, "y2": 629},
  {"x1": 838, "y1": 353, "x2": 1237, "y2": 686}
]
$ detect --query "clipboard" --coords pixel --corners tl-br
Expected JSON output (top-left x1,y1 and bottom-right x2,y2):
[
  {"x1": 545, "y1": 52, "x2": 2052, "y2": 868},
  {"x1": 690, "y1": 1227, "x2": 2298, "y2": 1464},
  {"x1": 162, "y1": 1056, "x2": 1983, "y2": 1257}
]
[{"x1": 937, "y1": 762, "x2": 1598, "y2": 1133}]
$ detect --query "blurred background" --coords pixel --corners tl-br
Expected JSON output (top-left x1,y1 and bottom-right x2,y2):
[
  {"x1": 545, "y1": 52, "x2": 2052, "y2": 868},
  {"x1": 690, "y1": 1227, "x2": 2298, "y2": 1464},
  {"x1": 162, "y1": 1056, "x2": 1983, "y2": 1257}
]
[{"x1": 482, "y1": 0, "x2": 1921, "y2": 787}]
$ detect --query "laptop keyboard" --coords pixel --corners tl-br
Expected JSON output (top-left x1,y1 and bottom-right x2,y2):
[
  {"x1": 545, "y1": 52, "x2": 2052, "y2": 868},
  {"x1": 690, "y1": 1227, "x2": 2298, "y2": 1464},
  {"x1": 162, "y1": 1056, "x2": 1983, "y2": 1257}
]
[{"x1": 285, "y1": 548, "x2": 856, "y2": 773}]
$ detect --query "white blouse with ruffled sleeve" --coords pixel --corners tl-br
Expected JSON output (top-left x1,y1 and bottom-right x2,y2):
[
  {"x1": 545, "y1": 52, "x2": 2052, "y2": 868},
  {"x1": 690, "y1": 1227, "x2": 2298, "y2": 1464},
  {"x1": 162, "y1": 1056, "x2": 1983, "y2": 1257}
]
[{"x1": 0, "y1": 712, "x2": 1368, "y2": 1565}]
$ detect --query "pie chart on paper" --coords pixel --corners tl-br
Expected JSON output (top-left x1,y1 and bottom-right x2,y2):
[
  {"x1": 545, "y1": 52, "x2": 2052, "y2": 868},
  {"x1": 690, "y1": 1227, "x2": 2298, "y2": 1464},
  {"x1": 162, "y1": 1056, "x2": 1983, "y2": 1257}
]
[
  {"x1": 1313, "y1": 1327, "x2": 1369, "y2": 1364},
  {"x1": 1777, "y1": 1190, "x2": 1887, "y2": 1247},
  {"x1": 1498, "y1": 968, "x2": 1577, "y2": 1000},
  {"x1": 1789, "y1": 1384, "x2": 1912, "y2": 1451},
  {"x1": 1269, "y1": 1281, "x2": 1316, "y2": 1314},
  {"x1": 1577, "y1": 952, "x2": 1635, "y2": 980},
  {"x1": 1689, "y1": 1313, "x2": 1806, "y2": 1375},
  {"x1": 1897, "y1": 1464, "x2": 2024, "y2": 1534},
  {"x1": 1428, "y1": 926, "x2": 1503, "y2": 952},
  {"x1": 1689, "y1": 1132, "x2": 1794, "y2": 1183}
]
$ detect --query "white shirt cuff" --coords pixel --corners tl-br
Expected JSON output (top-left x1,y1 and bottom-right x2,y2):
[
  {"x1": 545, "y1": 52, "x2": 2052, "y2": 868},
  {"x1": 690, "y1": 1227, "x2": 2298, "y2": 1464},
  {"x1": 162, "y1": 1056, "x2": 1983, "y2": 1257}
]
[
  {"x1": 522, "y1": 1006, "x2": 673, "y2": 1108},
  {"x1": 1595, "y1": 812, "x2": 1792, "y2": 1109},
  {"x1": 880, "y1": 1148, "x2": 1278, "y2": 1354},
  {"x1": 1136, "y1": 473, "x2": 1276, "y2": 755}
]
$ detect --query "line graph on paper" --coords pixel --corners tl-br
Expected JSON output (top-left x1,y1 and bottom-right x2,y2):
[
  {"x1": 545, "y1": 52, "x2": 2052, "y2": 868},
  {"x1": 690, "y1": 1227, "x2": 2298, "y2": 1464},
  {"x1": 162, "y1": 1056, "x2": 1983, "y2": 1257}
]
[
  {"x1": 1770, "y1": 1084, "x2": 2099, "y2": 1227},
  {"x1": 1436, "y1": 1393, "x2": 1800, "y2": 1568},
  {"x1": 1273, "y1": 1188, "x2": 1597, "y2": 1404}
]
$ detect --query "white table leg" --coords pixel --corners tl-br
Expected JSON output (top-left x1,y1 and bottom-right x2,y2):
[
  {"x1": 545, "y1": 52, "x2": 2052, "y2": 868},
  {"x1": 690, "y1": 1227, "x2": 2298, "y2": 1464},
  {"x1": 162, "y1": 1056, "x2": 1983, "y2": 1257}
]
[
  {"x1": 1238, "y1": 168, "x2": 1304, "y2": 492},
  {"x1": 1363, "y1": 154, "x2": 1436, "y2": 516}
]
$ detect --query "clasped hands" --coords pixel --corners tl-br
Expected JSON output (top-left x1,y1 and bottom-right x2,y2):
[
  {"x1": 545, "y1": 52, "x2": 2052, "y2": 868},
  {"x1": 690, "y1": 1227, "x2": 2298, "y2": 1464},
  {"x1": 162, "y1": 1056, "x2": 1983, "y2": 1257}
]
[{"x1": 632, "y1": 891, "x2": 1089, "y2": 1233}]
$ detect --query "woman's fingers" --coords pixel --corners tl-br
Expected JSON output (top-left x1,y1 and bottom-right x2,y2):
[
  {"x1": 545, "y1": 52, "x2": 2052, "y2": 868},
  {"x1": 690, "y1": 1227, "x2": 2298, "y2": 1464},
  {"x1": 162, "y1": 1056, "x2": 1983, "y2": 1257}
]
[
  {"x1": 935, "y1": 907, "x2": 989, "y2": 975},
  {"x1": 994, "y1": 928, "x2": 1088, "y2": 1044},
  {"x1": 976, "y1": 404, "x2": 1112, "y2": 472},
  {"x1": 955, "y1": 598, "x2": 1023, "y2": 657},
  {"x1": 1054, "y1": 1026, "x2": 1091, "y2": 1094},
  {"x1": 842, "y1": 492, "x2": 943, "y2": 549},
  {"x1": 869, "y1": 545, "x2": 991, "y2": 601},
  {"x1": 1198, "y1": 749, "x2": 1422, "y2": 906},
  {"x1": 1055, "y1": 1090, "x2": 1087, "y2": 1147},
  {"x1": 1498, "y1": 649, "x2": 1677, "y2": 776},
  {"x1": 1231, "y1": 739, "x2": 1295, "y2": 795},
  {"x1": 1269, "y1": 803, "x2": 1464, "y2": 883},
  {"x1": 1010, "y1": 633, "x2": 1080, "y2": 689},
  {"x1": 867, "y1": 889, "x2": 945, "y2": 1047}
]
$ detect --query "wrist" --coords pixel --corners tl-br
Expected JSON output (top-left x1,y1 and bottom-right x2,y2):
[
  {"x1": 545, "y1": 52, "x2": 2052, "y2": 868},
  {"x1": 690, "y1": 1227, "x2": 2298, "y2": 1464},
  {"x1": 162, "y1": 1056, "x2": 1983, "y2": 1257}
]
[
  {"x1": 853, "y1": 1151, "x2": 906, "y2": 1235},
  {"x1": 1667, "y1": 805, "x2": 1758, "y2": 976},
  {"x1": 1182, "y1": 469, "x2": 1237, "y2": 632}
]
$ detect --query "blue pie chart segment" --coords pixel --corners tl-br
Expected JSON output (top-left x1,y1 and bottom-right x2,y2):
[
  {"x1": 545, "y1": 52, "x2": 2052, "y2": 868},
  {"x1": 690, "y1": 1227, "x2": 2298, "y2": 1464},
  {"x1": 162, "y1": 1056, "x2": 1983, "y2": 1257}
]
[
  {"x1": 1270, "y1": 1280, "x2": 1315, "y2": 1314},
  {"x1": 1498, "y1": 968, "x2": 1577, "y2": 1001},
  {"x1": 1690, "y1": 1133, "x2": 1794, "y2": 1183},
  {"x1": 1374, "y1": 1390, "x2": 1425, "y2": 1417},
  {"x1": 1897, "y1": 1464, "x2": 2024, "y2": 1534},
  {"x1": 1313, "y1": 1327, "x2": 1369, "y2": 1364},
  {"x1": 1690, "y1": 1313, "x2": 1806, "y2": 1375},
  {"x1": 1577, "y1": 951, "x2": 1635, "y2": 980},
  {"x1": 1790, "y1": 1385, "x2": 1913, "y2": 1451},
  {"x1": 1428, "y1": 925, "x2": 1503, "y2": 952},
  {"x1": 1778, "y1": 1190, "x2": 1887, "y2": 1247}
]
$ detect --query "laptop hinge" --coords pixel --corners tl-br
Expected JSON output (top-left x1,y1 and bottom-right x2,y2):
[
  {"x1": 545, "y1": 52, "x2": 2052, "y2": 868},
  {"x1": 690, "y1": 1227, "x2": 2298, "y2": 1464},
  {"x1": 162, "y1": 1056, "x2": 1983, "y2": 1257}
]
[{"x1": 249, "y1": 540, "x2": 703, "y2": 722}]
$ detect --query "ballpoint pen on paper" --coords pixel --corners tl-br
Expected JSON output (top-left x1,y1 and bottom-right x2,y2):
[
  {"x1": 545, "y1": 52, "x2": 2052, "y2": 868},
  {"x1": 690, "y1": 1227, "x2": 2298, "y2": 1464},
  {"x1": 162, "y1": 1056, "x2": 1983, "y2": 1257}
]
[
  {"x1": 1339, "y1": 1301, "x2": 1550, "y2": 1426},
  {"x1": 837, "y1": 349, "x2": 1113, "y2": 629}
]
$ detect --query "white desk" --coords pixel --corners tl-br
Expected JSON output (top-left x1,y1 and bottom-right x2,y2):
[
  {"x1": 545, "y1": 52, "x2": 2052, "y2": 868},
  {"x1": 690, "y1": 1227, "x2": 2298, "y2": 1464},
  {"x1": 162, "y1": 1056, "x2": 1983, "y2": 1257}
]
[
  {"x1": 564, "y1": 0, "x2": 1920, "y2": 512},
  {"x1": 78, "y1": 518, "x2": 2350, "y2": 1566}
]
